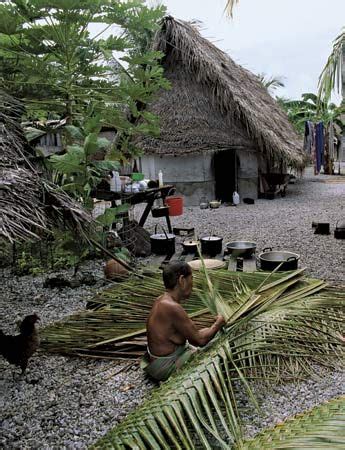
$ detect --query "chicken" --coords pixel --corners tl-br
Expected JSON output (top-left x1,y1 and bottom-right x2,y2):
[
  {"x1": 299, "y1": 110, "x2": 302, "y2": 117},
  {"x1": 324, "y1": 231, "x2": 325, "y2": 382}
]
[{"x1": 0, "y1": 314, "x2": 40, "y2": 375}]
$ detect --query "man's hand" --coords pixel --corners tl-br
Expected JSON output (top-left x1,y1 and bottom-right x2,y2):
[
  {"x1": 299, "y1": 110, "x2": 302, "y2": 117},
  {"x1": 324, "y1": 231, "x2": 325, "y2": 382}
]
[{"x1": 215, "y1": 315, "x2": 226, "y2": 328}]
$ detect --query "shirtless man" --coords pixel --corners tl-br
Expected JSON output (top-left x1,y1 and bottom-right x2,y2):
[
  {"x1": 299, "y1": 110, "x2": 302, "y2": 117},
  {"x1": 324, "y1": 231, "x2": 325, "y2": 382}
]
[{"x1": 141, "y1": 261, "x2": 225, "y2": 381}]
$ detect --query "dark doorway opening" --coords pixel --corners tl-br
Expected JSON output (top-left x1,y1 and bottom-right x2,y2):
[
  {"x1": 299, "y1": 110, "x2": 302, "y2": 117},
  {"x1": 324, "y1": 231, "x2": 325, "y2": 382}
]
[{"x1": 214, "y1": 150, "x2": 238, "y2": 202}]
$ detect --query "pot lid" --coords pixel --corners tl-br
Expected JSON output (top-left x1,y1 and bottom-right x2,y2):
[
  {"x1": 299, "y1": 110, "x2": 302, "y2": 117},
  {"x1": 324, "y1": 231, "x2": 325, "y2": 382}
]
[
  {"x1": 151, "y1": 233, "x2": 175, "y2": 239},
  {"x1": 183, "y1": 240, "x2": 199, "y2": 246},
  {"x1": 201, "y1": 236, "x2": 223, "y2": 241}
]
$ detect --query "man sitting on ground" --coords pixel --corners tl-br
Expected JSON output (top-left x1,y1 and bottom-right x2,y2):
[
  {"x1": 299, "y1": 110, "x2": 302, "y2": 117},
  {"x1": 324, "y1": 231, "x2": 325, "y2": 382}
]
[{"x1": 141, "y1": 261, "x2": 225, "y2": 381}]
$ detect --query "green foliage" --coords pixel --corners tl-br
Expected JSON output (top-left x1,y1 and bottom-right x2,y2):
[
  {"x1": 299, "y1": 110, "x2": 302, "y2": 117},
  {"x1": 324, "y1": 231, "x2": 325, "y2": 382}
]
[
  {"x1": 48, "y1": 116, "x2": 120, "y2": 206},
  {"x1": 96, "y1": 204, "x2": 130, "y2": 227},
  {"x1": 277, "y1": 93, "x2": 344, "y2": 135},
  {"x1": 0, "y1": 0, "x2": 168, "y2": 146}
]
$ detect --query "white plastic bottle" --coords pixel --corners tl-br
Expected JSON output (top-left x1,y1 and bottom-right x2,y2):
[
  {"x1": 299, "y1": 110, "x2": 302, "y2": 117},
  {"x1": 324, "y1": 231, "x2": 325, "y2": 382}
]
[
  {"x1": 114, "y1": 171, "x2": 122, "y2": 192},
  {"x1": 109, "y1": 171, "x2": 116, "y2": 192},
  {"x1": 232, "y1": 191, "x2": 240, "y2": 205},
  {"x1": 158, "y1": 170, "x2": 163, "y2": 187}
]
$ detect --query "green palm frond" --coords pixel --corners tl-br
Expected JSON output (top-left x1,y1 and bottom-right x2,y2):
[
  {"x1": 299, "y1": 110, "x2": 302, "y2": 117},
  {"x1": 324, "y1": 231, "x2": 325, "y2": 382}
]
[
  {"x1": 91, "y1": 276, "x2": 344, "y2": 448},
  {"x1": 318, "y1": 28, "x2": 345, "y2": 103},
  {"x1": 40, "y1": 271, "x2": 296, "y2": 357},
  {"x1": 239, "y1": 396, "x2": 345, "y2": 449}
]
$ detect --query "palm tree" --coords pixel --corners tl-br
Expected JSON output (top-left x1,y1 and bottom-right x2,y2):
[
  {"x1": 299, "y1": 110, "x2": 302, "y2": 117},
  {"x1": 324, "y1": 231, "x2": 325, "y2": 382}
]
[
  {"x1": 318, "y1": 28, "x2": 345, "y2": 103},
  {"x1": 223, "y1": 1, "x2": 344, "y2": 104},
  {"x1": 257, "y1": 73, "x2": 285, "y2": 95}
]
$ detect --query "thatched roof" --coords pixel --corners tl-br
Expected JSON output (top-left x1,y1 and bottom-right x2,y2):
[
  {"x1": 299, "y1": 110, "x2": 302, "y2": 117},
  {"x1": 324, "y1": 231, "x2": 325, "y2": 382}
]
[
  {"x1": 135, "y1": 16, "x2": 306, "y2": 169},
  {"x1": 0, "y1": 90, "x2": 94, "y2": 243}
]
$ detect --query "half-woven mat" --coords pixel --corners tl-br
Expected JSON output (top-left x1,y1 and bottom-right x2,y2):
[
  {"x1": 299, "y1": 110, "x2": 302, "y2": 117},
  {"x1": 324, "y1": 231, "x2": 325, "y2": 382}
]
[{"x1": 188, "y1": 258, "x2": 225, "y2": 270}]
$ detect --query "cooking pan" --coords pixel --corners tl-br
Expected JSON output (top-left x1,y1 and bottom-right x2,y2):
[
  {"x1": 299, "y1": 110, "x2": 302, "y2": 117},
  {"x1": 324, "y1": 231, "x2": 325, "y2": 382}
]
[
  {"x1": 182, "y1": 239, "x2": 199, "y2": 254},
  {"x1": 225, "y1": 241, "x2": 256, "y2": 258},
  {"x1": 258, "y1": 247, "x2": 300, "y2": 271},
  {"x1": 150, "y1": 224, "x2": 175, "y2": 255},
  {"x1": 200, "y1": 235, "x2": 223, "y2": 256}
]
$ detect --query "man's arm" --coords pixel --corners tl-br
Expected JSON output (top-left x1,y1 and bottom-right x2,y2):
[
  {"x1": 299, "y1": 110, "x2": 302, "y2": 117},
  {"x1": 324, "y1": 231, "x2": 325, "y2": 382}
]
[{"x1": 171, "y1": 304, "x2": 225, "y2": 347}]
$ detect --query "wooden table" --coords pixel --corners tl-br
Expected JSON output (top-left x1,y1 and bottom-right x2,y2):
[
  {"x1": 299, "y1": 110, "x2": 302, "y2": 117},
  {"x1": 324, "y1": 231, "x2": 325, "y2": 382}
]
[{"x1": 92, "y1": 185, "x2": 175, "y2": 233}]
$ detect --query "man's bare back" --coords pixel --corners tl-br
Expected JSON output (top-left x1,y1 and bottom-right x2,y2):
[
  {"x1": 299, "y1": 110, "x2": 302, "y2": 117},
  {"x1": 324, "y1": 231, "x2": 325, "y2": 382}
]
[{"x1": 146, "y1": 264, "x2": 225, "y2": 358}]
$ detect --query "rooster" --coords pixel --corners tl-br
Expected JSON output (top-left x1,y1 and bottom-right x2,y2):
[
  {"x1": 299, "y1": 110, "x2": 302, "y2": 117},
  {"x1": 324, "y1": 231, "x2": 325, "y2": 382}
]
[{"x1": 0, "y1": 314, "x2": 40, "y2": 375}]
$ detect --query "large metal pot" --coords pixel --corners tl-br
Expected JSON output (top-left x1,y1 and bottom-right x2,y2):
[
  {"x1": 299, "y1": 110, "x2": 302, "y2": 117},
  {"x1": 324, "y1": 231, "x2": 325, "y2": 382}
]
[
  {"x1": 258, "y1": 247, "x2": 300, "y2": 271},
  {"x1": 150, "y1": 225, "x2": 175, "y2": 255},
  {"x1": 200, "y1": 235, "x2": 223, "y2": 256},
  {"x1": 225, "y1": 241, "x2": 256, "y2": 258}
]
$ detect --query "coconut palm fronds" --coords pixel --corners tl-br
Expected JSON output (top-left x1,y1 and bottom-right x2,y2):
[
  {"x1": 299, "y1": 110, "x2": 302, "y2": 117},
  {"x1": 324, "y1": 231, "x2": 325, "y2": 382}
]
[
  {"x1": 41, "y1": 271, "x2": 289, "y2": 357},
  {"x1": 93, "y1": 287, "x2": 344, "y2": 449},
  {"x1": 318, "y1": 28, "x2": 345, "y2": 103},
  {"x1": 224, "y1": 0, "x2": 240, "y2": 17},
  {"x1": 239, "y1": 396, "x2": 345, "y2": 449}
]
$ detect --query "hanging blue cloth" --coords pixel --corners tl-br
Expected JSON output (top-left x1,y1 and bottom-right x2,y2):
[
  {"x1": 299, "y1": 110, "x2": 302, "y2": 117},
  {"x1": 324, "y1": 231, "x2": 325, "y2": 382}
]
[{"x1": 315, "y1": 122, "x2": 324, "y2": 173}]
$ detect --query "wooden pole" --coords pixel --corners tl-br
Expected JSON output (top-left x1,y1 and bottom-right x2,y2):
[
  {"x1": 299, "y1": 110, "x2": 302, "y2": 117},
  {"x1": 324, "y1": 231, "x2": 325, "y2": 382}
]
[{"x1": 89, "y1": 238, "x2": 134, "y2": 272}]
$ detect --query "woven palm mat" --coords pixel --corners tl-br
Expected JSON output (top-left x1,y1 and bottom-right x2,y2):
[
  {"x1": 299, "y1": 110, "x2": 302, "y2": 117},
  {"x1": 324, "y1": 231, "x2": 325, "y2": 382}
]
[{"x1": 241, "y1": 396, "x2": 345, "y2": 449}]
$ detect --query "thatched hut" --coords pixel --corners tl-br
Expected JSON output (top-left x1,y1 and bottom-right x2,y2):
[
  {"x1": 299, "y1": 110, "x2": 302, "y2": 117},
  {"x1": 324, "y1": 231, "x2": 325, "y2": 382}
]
[
  {"x1": 0, "y1": 90, "x2": 93, "y2": 243},
  {"x1": 135, "y1": 17, "x2": 306, "y2": 205}
]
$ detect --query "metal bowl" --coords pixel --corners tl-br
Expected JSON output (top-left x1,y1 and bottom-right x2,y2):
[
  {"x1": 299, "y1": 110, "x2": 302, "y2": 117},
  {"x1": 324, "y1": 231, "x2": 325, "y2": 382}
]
[{"x1": 225, "y1": 241, "x2": 256, "y2": 258}]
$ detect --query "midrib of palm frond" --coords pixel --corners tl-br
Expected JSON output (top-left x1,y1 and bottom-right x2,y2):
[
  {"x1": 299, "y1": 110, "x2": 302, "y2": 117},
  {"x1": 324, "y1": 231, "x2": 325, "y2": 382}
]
[{"x1": 239, "y1": 396, "x2": 345, "y2": 449}]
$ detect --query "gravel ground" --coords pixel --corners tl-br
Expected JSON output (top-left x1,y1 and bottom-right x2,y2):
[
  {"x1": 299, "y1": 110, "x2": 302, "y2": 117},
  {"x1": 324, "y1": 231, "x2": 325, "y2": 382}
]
[{"x1": 1, "y1": 166, "x2": 344, "y2": 449}]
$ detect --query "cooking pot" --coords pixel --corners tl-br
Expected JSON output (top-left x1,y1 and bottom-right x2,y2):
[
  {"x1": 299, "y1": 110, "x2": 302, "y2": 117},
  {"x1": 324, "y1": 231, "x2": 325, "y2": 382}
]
[
  {"x1": 258, "y1": 247, "x2": 300, "y2": 271},
  {"x1": 150, "y1": 225, "x2": 175, "y2": 255},
  {"x1": 200, "y1": 235, "x2": 223, "y2": 256},
  {"x1": 182, "y1": 239, "x2": 199, "y2": 254},
  {"x1": 209, "y1": 200, "x2": 221, "y2": 209},
  {"x1": 225, "y1": 241, "x2": 256, "y2": 258},
  {"x1": 334, "y1": 220, "x2": 345, "y2": 239},
  {"x1": 151, "y1": 205, "x2": 169, "y2": 218}
]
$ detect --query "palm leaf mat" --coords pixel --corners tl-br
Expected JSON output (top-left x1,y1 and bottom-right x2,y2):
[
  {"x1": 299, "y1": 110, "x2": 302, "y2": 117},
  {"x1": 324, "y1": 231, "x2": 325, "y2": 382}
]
[
  {"x1": 41, "y1": 270, "x2": 325, "y2": 357},
  {"x1": 240, "y1": 396, "x2": 345, "y2": 449}
]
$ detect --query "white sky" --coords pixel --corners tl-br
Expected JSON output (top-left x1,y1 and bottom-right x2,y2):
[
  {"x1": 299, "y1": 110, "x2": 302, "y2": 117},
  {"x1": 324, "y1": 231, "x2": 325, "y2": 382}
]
[{"x1": 159, "y1": 0, "x2": 345, "y2": 103}]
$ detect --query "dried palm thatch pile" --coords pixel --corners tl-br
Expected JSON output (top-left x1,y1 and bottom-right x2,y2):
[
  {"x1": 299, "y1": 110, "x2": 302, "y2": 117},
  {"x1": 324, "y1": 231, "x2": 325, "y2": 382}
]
[
  {"x1": 135, "y1": 16, "x2": 306, "y2": 170},
  {"x1": 0, "y1": 90, "x2": 94, "y2": 243}
]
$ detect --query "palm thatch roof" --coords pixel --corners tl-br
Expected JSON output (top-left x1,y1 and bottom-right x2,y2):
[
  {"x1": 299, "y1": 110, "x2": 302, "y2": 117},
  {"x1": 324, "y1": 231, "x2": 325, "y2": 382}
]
[
  {"x1": 135, "y1": 16, "x2": 306, "y2": 169},
  {"x1": 0, "y1": 90, "x2": 94, "y2": 243}
]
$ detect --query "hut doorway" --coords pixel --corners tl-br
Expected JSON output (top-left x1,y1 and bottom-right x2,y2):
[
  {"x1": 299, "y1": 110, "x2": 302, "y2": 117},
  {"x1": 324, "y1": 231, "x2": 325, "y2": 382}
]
[{"x1": 214, "y1": 150, "x2": 237, "y2": 202}]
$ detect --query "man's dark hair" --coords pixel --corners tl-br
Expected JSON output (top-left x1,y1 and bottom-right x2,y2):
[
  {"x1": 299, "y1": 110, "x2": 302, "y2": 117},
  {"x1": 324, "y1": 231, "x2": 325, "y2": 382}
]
[{"x1": 163, "y1": 261, "x2": 192, "y2": 289}]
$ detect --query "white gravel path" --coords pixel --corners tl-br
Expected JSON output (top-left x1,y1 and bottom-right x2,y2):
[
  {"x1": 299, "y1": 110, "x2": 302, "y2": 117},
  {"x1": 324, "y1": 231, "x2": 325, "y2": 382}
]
[{"x1": 1, "y1": 166, "x2": 344, "y2": 449}]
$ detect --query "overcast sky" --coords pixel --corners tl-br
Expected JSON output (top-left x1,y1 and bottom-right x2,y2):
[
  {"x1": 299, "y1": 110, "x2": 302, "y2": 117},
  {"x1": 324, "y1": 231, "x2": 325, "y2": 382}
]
[{"x1": 158, "y1": 0, "x2": 344, "y2": 103}]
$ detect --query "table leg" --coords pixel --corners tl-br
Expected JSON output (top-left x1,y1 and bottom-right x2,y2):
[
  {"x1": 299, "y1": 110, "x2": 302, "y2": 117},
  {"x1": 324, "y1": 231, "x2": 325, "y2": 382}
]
[
  {"x1": 165, "y1": 213, "x2": 172, "y2": 234},
  {"x1": 139, "y1": 198, "x2": 154, "y2": 227}
]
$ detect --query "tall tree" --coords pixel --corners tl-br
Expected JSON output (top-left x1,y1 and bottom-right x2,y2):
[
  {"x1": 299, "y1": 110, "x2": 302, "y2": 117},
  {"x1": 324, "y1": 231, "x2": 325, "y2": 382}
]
[{"x1": 0, "y1": 0, "x2": 168, "y2": 129}]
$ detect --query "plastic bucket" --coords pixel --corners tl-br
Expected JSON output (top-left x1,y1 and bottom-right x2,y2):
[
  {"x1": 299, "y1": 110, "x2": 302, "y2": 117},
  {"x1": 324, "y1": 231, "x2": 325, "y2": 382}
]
[{"x1": 165, "y1": 196, "x2": 183, "y2": 216}]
